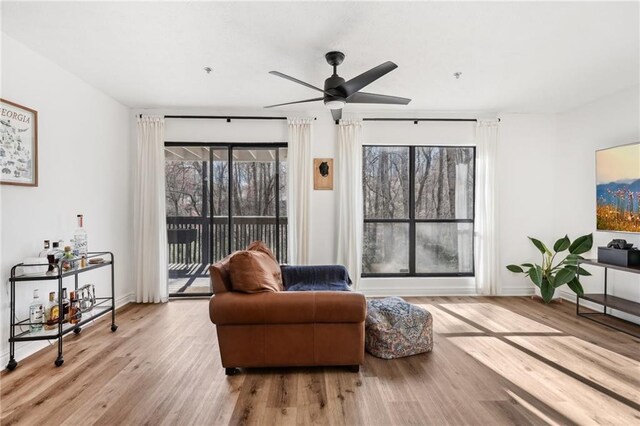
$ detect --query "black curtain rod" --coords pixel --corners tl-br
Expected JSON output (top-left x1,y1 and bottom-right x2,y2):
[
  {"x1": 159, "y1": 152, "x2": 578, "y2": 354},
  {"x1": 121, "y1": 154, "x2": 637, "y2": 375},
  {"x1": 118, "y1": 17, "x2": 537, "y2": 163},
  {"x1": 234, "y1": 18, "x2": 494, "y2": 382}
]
[
  {"x1": 138, "y1": 114, "x2": 497, "y2": 124},
  {"x1": 137, "y1": 114, "x2": 316, "y2": 122},
  {"x1": 363, "y1": 118, "x2": 479, "y2": 123},
  {"x1": 165, "y1": 115, "x2": 289, "y2": 121},
  {"x1": 335, "y1": 117, "x2": 500, "y2": 125}
]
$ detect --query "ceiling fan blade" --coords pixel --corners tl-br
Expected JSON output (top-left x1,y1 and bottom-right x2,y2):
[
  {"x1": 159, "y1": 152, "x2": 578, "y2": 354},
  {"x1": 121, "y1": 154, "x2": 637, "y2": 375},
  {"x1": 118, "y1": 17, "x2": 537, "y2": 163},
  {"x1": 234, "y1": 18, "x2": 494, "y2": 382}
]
[
  {"x1": 269, "y1": 71, "x2": 329, "y2": 95},
  {"x1": 331, "y1": 108, "x2": 342, "y2": 122},
  {"x1": 337, "y1": 61, "x2": 398, "y2": 97},
  {"x1": 347, "y1": 92, "x2": 411, "y2": 105},
  {"x1": 264, "y1": 97, "x2": 324, "y2": 108}
]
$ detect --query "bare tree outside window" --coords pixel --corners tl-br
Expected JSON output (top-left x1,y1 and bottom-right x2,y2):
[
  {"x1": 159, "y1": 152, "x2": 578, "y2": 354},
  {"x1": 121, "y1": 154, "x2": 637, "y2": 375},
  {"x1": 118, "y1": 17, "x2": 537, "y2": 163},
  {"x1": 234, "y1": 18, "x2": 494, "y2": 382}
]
[{"x1": 165, "y1": 160, "x2": 205, "y2": 217}]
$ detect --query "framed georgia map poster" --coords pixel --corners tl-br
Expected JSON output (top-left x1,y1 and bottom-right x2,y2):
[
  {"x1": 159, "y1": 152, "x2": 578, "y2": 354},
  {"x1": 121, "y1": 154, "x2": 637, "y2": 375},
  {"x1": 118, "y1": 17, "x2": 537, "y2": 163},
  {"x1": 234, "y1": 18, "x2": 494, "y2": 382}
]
[{"x1": 0, "y1": 99, "x2": 38, "y2": 186}]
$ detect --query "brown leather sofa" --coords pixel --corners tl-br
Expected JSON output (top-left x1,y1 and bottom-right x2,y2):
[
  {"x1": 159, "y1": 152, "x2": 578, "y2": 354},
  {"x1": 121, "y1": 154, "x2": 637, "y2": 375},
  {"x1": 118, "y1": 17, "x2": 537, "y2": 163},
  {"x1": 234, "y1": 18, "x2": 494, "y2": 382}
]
[{"x1": 208, "y1": 258, "x2": 366, "y2": 375}]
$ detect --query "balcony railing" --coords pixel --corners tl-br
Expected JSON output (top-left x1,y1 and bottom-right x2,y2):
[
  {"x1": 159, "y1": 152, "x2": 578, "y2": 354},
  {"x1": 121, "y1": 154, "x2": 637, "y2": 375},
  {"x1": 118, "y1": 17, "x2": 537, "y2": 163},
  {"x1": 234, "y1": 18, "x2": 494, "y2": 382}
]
[{"x1": 166, "y1": 216, "x2": 288, "y2": 272}]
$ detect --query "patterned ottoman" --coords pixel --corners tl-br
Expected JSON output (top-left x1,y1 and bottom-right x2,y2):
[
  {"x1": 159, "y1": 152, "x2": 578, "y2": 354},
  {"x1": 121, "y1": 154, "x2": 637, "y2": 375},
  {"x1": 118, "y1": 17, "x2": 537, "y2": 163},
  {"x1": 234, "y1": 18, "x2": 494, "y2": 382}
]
[{"x1": 365, "y1": 297, "x2": 433, "y2": 359}]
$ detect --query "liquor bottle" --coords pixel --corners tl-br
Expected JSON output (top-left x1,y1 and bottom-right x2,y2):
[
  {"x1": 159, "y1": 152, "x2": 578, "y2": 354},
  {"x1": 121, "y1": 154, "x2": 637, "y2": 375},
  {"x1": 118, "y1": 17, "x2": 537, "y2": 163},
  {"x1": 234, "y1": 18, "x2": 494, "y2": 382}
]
[
  {"x1": 61, "y1": 288, "x2": 70, "y2": 322},
  {"x1": 51, "y1": 241, "x2": 64, "y2": 262},
  {"x1": 69, "y1": 291, "x2": 81, "y2": 324},
  {"x1": 39, "y1": 240, "x2": 51, "y2": 257},
  {"x1": 40, "y1": 240, "x2": 57, "y2": 272},
  {"x1": 44, "y1": 291, "x2": 60, "y2": 330},
  {"x1": 73, "y1": 215, "x2": 88, "y2": 259},
  {"x1": 29, "y1": 289, "x2": 44, "y2": 333}
]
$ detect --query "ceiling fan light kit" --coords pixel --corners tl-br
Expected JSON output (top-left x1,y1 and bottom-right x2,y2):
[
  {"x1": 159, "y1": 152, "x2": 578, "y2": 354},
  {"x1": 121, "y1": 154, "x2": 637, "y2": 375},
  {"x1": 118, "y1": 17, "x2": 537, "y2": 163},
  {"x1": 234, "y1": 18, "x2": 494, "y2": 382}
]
[
  {"x1": 266, "y1": 51, "x2": 411, "y2": 121},
  {"x1": 325, "y1": 99, "x2": 345, "y2": 110}
]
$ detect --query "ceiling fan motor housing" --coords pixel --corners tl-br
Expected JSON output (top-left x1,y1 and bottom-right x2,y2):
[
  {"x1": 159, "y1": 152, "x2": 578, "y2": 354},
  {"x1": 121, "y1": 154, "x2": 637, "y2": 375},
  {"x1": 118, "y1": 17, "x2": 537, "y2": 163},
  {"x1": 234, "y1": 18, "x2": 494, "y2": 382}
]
[
  {"x1": 324, "y1": 51, "x2": 347, "y2": 106},
  {"x1": 324, "y1": 74, "x2": 346, "y2": 105}
]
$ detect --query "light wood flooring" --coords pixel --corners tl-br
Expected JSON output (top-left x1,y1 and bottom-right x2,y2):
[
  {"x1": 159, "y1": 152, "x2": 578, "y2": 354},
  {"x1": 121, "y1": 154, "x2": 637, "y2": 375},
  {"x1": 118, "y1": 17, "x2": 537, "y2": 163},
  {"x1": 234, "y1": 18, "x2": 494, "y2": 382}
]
[{"x1": 1, "y1": 297, "x2": 639, "y2": 425}]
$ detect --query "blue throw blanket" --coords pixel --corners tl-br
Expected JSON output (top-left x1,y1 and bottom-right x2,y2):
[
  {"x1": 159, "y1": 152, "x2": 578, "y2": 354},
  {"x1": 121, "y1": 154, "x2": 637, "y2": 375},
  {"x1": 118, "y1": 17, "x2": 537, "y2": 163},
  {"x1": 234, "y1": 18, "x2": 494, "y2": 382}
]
[{"x1": 281, "y1": 265, "x2": 352, "y2": 292}]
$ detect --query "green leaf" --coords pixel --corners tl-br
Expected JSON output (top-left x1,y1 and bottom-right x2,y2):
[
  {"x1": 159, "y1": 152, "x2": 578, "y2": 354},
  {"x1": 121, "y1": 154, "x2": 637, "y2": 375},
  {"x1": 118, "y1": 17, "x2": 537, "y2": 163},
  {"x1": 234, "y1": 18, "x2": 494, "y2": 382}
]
[
  {"x1": 521, "y1": 263, "x2": 534, "y2": 268},
  {"x1": 565, "y1": 254, "x2": 585, "y2": 260},
  {"x1": 540, "y1": 278, "x2": 555, "y2": 303},
  {"x1": 506, "y1": 264, "x2": 524, "y2": 273},
  {"x1": 577, "y1": 267, "x2": 591, "y2": 276},
  {"x1": 529, "y1": 265, "x2": 543, "y2": 287},
  {"x1": 553, "y1": 267, "x2": 576, "y2": 288},
  {"x1": 566, "y1": 277, "x2": 585, "y2": 296},
  {"x1": 553, "y1": 235, "x2": 571, "y2": 252},
  {"x1": 569, "y1": 233, "x2": 593, "y2": 255},
  {"x1": 563, "y1": 254, "x2": 585, "y2": 266},
  {"x1": 529, "y1": 237, "x2": 551, "y2": 255},
  {"x1": 565, "y1": 265, "x2": 592, "y2": 276}
]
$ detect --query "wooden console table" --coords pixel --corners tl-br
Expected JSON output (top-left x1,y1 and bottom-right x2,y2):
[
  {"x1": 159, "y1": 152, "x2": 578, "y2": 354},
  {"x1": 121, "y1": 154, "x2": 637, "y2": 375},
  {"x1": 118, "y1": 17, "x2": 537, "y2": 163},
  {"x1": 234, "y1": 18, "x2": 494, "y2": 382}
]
[{"x1": 576, "y1": 259, "x2": 640, "y2": 337}]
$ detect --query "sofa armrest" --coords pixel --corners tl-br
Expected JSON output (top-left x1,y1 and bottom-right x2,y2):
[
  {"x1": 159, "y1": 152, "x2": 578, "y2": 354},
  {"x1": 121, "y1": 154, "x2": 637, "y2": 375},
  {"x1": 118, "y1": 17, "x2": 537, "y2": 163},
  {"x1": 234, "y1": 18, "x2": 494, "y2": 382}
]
[{"x1": 210, "y1": 291, "x2": 366, "y2": 326}]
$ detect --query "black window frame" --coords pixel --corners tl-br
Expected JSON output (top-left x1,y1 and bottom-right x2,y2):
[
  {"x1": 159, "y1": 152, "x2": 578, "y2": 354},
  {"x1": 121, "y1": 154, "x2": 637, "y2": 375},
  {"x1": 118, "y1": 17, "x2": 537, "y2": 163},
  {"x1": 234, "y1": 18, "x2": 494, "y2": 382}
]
[{"x1": 362, "y1": 144, "x2": 476, "y2": 278}]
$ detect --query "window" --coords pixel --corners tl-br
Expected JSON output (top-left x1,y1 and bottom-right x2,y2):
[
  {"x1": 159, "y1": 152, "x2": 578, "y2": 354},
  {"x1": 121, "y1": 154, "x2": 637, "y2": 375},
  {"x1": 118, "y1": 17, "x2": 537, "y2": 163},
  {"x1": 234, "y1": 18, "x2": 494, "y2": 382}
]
[{"x1": 362, "y1": 145, "x2": 475, "y2": 277}]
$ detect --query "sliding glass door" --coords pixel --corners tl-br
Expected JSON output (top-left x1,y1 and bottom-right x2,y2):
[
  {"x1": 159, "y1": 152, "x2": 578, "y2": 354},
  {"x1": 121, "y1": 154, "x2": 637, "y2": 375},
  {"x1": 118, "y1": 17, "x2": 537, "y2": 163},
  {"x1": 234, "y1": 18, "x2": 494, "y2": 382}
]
[{"x1": 165, "y1": 143, "x2": 287, "y2": 296}]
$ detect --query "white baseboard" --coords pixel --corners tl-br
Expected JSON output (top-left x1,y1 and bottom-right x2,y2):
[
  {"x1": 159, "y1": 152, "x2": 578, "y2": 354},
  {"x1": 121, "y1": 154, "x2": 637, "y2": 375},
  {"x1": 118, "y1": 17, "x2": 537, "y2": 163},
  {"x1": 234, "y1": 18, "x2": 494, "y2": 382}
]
[
  {"x1": 500, "y1": 286, "x2": 536, "y2": 296},
  {"x1": 359, "y1": 286, "x2": 536, "y2": 297},
  {"x1": 359, "y1": 286, "x2": 478, "y2": 297},
  {"x1": 1, "y1": 292, "x2": 134, "y2": 369}
]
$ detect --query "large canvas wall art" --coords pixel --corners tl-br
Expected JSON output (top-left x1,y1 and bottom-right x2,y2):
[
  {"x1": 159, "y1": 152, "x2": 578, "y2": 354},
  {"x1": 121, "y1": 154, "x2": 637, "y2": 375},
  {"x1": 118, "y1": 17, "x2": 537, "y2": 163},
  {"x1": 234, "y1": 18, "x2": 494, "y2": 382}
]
[
  {"x1": 596, "y1": 142, "x2": 640, "y2": 233},
  {"x1": 0, "y1": 99, "x2": 38, "y2": 187}
]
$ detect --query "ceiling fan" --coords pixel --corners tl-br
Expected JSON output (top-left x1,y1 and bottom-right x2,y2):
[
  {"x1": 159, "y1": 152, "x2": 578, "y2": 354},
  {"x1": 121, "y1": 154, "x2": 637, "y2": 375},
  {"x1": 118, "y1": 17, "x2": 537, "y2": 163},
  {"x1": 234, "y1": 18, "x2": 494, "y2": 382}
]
[{"x1": 265, "y1": 51, "x2": 411, "y2": 121}]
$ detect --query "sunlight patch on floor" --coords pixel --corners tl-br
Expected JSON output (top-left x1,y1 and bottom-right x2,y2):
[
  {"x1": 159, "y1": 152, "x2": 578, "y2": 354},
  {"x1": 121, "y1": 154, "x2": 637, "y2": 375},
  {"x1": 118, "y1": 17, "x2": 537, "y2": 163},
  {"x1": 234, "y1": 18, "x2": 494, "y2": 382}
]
[
  {"x1": 417, "y1": 304, "x2": 483, "y2": 334},
  {"x1": 507, "y1": 335, "x2": 640, "y2": 405},
  {"x1": 440, "y1": 303, "x2": 560, "y2": 333},
  {"x1": 449, "y1": 336, "x2": 640, "y2": 425}
]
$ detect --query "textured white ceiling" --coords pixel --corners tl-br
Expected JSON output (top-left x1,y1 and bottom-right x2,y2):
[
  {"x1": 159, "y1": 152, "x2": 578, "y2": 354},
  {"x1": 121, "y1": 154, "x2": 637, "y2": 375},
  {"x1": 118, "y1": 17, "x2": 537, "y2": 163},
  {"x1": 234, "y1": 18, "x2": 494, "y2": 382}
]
[{"x1": 2, "y1": 1, "x2": 638, "y2": 113}]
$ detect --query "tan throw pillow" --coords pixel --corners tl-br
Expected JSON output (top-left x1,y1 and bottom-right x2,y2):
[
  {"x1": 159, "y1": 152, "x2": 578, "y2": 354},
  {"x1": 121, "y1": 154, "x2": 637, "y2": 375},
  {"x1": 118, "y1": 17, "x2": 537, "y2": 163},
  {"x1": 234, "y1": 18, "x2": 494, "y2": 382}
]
[
  {"x1": 246, "y1": 240, "x2": 278, "y2": 263},
  {"x1": 229, "y1": 250, "x2": 283, "y2": 293}
]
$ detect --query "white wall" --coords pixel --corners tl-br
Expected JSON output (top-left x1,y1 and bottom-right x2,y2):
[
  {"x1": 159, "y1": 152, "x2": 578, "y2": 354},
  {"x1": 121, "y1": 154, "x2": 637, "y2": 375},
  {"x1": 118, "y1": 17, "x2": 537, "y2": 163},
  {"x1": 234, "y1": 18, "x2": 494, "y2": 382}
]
[
  {"x1": 555, "y1": 86, "x2": 640, "y2": 321},
  {"x1": 495, "y1": 87, "x2": 640, "y2": 316},
  {"x1": 0, "y1": 35, "x2": 133, "y2": 365},
  {"x1": 141, "y1": 88, "x2": 640, "y2": 306},
  {"x1": 144, "y1": 108, "x2": 483, "y2": 295},
  {"x1": 496, "y1": 113, "x2": 559, "y2": 295}
]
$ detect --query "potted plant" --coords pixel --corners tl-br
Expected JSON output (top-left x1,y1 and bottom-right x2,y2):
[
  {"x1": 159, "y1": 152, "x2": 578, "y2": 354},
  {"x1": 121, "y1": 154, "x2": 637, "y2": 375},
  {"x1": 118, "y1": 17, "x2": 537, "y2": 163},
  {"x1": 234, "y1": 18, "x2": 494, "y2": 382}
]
[{"x1": 506, "y1": 234, "x2": 593, "y2": 304}]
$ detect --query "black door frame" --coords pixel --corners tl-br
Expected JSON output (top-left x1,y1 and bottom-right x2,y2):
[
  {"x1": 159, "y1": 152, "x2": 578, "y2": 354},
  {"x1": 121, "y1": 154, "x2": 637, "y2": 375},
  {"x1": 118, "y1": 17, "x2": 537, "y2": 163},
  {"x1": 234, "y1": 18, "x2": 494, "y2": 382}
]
[{"x1": 165, "y1": 141, "x2": 287, "y2": 297}]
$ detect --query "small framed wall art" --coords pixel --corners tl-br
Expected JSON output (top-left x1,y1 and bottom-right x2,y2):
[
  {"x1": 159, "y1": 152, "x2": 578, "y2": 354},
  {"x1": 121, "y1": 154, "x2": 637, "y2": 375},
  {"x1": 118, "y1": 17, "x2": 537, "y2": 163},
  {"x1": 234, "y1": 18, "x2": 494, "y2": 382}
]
[
  {"x1": 0, "y1": 99, "x2": 38, "y2": 187},
  {"x1": 314, "y1": 158, "x2": 333, "y2": 190}
]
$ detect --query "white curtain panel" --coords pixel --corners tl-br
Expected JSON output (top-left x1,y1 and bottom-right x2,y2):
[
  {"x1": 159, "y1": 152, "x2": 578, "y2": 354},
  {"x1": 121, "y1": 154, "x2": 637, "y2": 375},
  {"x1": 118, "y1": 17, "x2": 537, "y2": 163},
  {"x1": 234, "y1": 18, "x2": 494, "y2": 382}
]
[
  {"x1": 287, "y1": 118, "x2": 313, "y2": 265},
  {"x1": 475, "y1": 119, "x2": 500, "y2": 295},
  {"x1": 134, "y1": 116, "x2": 168, "y2": 303},
  {"x1": 336, "y1": 119, "x2": 364, "y2": 288}
]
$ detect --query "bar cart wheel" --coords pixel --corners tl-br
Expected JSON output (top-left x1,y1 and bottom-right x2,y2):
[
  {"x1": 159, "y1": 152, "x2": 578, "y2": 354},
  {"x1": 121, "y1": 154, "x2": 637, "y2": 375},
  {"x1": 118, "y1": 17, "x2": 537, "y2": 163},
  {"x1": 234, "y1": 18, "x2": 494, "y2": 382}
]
[
  {"x1": 73, "y1": 327, "x2": 82, "y2": 335},
  {"x1": 54, "y1": 356, "x2": 64, "y2": 367},
  {"x1": 6, "y1": 358, "x2": 17, "y2": 371},
  {"x1": 111, "y1": 324, "x2": 118, "y2": 332},
  {"x1": 225, "y1": 367, "x2": 240, "y2": 376}
]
